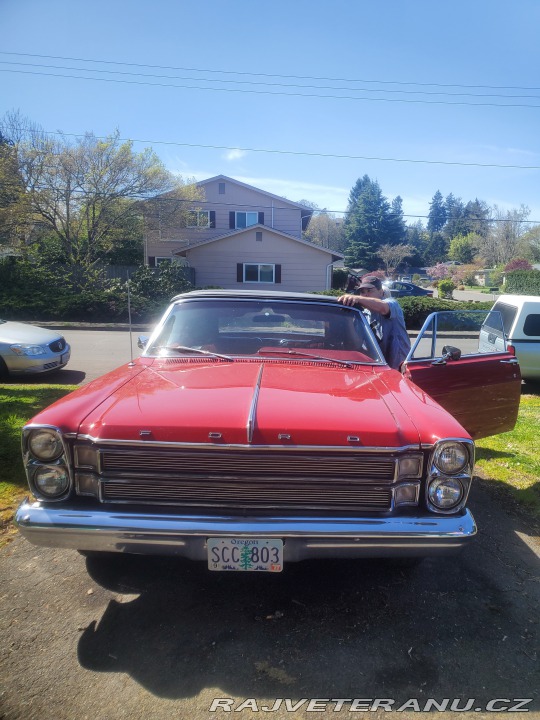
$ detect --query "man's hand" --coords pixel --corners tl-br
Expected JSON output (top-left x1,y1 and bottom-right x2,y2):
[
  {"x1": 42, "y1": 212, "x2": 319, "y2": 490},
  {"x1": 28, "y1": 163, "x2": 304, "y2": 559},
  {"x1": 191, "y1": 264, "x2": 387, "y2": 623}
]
[{"x1": 337, "y1": 294, "x2": 360, "y2": 307}]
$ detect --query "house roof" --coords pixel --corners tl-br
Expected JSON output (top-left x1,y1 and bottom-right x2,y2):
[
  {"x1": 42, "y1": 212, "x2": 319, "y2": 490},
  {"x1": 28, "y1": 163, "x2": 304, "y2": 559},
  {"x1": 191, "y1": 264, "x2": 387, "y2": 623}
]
[
  {"x1": 172, "y1": 224, "x2": 344, "y2": 261},
  {"x1": 197, "y1": 175, "x2": 315, "y2": 214}
]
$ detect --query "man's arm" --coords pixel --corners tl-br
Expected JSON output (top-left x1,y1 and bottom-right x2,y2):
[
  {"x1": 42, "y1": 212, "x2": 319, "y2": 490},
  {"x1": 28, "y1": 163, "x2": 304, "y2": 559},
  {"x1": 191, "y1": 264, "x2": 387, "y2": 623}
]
[{"x1": 337, "y1": 294, "x2": 390, "y2": 316}]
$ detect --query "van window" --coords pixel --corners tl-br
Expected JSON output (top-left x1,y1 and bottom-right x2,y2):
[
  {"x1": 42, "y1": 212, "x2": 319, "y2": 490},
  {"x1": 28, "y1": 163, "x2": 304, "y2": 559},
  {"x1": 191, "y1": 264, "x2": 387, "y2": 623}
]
[
  {"x1": 483, "y1": 302, "x2": 518, "y2": 336},
  {"x1": 523, "y1": 314, "x2": 540, "y2": 337}
]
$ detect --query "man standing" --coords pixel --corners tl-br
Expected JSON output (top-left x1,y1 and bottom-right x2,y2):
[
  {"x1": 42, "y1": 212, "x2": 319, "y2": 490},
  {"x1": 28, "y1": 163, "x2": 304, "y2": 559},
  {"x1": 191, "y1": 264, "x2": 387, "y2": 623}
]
[{"x1": 338, "y1": 275, "x2": 411, "y2": 370}]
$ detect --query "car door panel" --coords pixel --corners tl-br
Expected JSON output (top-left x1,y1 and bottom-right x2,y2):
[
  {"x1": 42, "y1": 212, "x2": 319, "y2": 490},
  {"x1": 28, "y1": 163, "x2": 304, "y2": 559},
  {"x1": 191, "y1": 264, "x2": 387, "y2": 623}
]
[{"x1": 403, "y1": 352, "x2": 521, "y2": 440}]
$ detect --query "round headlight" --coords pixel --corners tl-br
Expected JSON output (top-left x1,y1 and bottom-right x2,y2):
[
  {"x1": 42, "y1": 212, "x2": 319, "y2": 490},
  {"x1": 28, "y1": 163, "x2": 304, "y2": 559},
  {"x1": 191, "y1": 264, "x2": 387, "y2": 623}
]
[
  {"x1": 34, "y1": 465, "x2": 70, "y2": 498},
  {"x1": 428, "y1": 477, "x2": 463, "y2": 509},
  {"x1": 434, "y1": 441, "x2": 469, "y2": 475},
  {"x1": 28, "y1": 429, "x2": 63, "y2": 461}
]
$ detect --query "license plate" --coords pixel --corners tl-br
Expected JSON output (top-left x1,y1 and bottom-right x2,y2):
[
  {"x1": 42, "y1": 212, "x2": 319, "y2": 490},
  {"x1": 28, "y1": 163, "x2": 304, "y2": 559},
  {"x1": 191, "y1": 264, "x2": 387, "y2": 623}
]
[{"x1": 207, "y1": 538, "x2": 283, "y2": 572}]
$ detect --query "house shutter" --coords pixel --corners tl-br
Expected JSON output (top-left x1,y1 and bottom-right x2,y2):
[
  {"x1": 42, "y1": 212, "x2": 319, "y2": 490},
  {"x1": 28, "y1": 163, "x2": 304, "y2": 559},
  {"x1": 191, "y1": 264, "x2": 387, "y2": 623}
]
[
  {"x1": 209, "y1": 211, "x2": 216, "y2": 228},
  {"x1": 237, "y1": 263, "x2": 243, "y2": 283},
  {"x1": 148, "y1": 256, "x2": 155, "y2": 267},
  {"x1": 275, "y1": 264, "x2": 281, "y2": 283},
  {"x1": 229, "y1": 212, "x2": 235, "y2": 229},
  {"x1": 258, "y1": 212, "x2": 264, "y2": 225}
]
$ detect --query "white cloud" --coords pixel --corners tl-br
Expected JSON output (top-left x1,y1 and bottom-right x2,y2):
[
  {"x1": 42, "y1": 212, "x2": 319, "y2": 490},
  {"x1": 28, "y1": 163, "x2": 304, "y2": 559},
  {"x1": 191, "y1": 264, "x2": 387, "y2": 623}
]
[{"x1": 223, "y1": 149, "x2": 246, "y2": 162}]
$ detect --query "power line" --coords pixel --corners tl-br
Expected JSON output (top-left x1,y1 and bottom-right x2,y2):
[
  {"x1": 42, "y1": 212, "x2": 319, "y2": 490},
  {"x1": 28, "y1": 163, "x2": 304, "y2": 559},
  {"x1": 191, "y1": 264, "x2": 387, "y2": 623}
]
[
  {"x1": 2, "y1": 59, "x2": 539, "y2": 101},
  {"x1": 30, "y1": 130, "x2": 540, "y2": 171},
  {"x1": 2, "y1": 50, "x2": 539, "y2": 92},
  {"x1": 23, "y1": 185, "x2": 540, "y2": 223},
  {"x1": 2, "y1": 68, "x2": 540, "y2": 109}
]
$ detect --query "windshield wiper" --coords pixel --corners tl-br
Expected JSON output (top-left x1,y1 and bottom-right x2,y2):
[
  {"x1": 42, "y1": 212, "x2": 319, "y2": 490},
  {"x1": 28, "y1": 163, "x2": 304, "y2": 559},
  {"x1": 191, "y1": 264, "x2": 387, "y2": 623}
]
[
  {"x1": 258, "y1": 348, "x2": 353, "y2": 367},
  {"x1": 156, "y1": 345, "x2": 233, "y2": 361}
]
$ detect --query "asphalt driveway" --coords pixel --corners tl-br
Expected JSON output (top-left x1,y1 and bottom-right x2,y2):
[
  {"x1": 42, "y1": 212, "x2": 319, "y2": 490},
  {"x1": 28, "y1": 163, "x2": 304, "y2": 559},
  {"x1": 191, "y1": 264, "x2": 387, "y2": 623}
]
[{"x1": 1, "y1": 479, "x2": 538, "y2": 720}]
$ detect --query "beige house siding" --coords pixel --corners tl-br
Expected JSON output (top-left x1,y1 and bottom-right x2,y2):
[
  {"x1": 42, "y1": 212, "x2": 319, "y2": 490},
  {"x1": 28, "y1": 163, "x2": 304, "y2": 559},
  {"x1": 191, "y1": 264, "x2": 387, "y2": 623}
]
[
  {"x1": 201, "y1": 177, "x2": 307, "y2": 238},
  {"x1": 145, "y1": 175, "x2": 313, "y2": 261},
  {"x1": 184, "y1": 227, "x2": 337, "y2": 292}
]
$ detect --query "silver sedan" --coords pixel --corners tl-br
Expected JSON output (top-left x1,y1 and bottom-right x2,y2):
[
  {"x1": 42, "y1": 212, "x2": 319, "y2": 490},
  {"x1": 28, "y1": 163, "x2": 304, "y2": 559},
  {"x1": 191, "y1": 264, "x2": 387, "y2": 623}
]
[{"x1": 0, "y1": 319, "x2": 70, "y2": 379}]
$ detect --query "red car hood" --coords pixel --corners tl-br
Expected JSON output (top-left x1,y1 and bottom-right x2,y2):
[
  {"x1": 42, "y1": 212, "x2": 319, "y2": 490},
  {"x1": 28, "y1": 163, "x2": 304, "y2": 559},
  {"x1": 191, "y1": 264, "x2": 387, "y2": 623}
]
[{"x1": 71, "y1": 358, "x2": 445, "y2": 448}]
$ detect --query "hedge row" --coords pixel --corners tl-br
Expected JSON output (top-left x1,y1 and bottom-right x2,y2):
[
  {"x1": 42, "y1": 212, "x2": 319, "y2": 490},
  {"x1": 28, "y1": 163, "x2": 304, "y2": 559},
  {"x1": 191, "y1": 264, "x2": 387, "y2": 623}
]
[
  {"x1": 505, "y1": 270, "x2": 540, "y2": 295},
  {"x1": 0, "y1": 259, "x2": 193, "y2": 323},
  {"x1": 0, "y1": 258, "x2": 494, "y2": 326}
]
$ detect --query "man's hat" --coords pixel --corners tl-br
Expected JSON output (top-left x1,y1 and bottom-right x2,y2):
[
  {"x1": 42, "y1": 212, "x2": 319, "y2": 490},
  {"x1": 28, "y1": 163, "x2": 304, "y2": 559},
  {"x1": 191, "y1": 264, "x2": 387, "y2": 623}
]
[{"x1": 357, "y1": 275, "x2": 382, "y2": 290}]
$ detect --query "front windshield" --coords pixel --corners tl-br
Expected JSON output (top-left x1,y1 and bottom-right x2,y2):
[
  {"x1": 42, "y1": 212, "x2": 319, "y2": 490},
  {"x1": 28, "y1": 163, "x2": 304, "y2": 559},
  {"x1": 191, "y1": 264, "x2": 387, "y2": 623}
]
[{"x1": 145, "y1": 298, "x2": 384, "y2": 365}]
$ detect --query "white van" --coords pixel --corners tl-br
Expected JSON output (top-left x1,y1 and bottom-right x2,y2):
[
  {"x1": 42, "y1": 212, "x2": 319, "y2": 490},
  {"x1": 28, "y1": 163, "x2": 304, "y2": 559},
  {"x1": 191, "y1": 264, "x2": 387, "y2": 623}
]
[{"x1": 479, "y1": 294, "x2": 540, "y2": 381}]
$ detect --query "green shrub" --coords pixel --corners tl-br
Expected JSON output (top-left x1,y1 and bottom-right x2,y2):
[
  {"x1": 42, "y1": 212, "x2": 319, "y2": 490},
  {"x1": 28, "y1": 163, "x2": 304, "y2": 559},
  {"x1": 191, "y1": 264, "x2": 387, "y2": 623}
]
[
  {"x1": 0, "y1": 258, "x2": 193, "y2": 322},
  {"x1": 397, "y1": 296, "x2": 493, "y2": 329},
  {"x1": 438, "y1": 278, "x2": 456, "y2": 299},
  {"x1": 505, "y1": 269, "x2": 540, "y2": 295}
]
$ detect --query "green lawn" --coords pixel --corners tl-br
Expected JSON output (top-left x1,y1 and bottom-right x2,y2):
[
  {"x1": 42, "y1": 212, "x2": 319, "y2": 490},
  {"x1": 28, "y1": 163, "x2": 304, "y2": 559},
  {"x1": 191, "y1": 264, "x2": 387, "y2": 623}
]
[
  {"x1": 475, "y1": 389, "x2": 540, "y2": 515},
  {"x1": 1, "y1": 383, "x2": 539, "y2": 545}
]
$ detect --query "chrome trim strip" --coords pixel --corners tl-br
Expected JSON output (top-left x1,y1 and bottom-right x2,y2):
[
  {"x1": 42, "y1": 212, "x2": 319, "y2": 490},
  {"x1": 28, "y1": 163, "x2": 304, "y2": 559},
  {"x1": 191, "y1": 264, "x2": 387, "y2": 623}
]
[
  {"x1": 74, "y1": 435, "x2": 426, "y2": 454},
  {"x1": 15, "y1": 500, "x2": 477, "y2": 559},
  {"x1": 247, "y1": 364, "x2": 264, "y2": 444}
]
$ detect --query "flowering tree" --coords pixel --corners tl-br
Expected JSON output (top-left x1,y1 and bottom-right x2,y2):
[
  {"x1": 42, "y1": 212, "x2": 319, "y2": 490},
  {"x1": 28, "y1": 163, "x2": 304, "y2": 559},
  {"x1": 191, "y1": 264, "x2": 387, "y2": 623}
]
[
  {"x1": 504, "y1": 258, "x2": 532, "y2": 272},
  {"x1": 426, "y1": 263, "x2": 451, "y2": 280}
]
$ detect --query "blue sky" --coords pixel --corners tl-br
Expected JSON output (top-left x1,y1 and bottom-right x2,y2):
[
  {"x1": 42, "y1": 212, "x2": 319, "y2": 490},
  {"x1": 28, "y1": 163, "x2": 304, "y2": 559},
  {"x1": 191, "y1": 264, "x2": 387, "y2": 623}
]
[{"x1": 2, "y1": 0, "x2": 539, "y2": 227}]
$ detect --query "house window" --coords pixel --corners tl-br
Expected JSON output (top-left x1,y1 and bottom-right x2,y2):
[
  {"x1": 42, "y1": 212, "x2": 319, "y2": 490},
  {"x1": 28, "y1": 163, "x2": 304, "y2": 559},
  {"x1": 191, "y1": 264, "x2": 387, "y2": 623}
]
[
  {"x1": 230, "y1": 211, "x2": 264, "y2": 229},
  {"x1": 186, "y1": 210, "x2": 210, "y2": 228},
  {"x1": 243, "y1": 263, "x2": 275, "y2": 283},
  {"x1": 218, "y1": 182, "x2": 225, "y2": 194},
  {"x1": 155, "y1": 257, "x2": 175, "y2": 266},
  {"x1": 256, "y1": 231, "x2": 263, "y2": 242},
  {"x1": 236, "y1": 211, "x2": 258, "y2": 229}
]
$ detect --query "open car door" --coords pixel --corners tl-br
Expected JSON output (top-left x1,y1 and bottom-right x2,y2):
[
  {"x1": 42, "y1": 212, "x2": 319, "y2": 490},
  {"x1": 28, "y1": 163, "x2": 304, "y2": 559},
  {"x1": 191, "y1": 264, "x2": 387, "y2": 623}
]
[{"x1": 401, "y1": 311, "x2": 521, "y2": 440}]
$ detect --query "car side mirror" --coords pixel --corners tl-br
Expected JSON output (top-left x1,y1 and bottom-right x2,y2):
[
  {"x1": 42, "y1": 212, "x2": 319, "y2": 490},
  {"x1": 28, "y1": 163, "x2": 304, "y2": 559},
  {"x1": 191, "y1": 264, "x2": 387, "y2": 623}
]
[
  {"x1": 137, "y1": 335, "x2": 149, "y2": 350},
  {"x1": 442, "y1": 345, "x2": 462, "y2": 361},
  {"x1": 431, "y1": 345, "x2": 462, "y2": 365}
]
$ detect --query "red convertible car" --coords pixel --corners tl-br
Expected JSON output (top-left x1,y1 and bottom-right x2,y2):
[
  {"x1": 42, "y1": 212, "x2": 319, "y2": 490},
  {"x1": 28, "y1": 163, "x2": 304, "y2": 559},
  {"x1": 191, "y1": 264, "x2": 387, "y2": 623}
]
[{"x1": 15, "y1": 290, "x2": 521, "y2": 571}]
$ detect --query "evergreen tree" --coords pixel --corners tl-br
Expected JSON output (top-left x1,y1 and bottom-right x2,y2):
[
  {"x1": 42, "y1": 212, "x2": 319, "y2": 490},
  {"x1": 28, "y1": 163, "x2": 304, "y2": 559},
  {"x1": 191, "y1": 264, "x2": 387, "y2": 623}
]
[
  {"x1": 387, "y1": 196, "x2": 407, "y2": 245},
  {"x1": 427, "y1": 190, "x2": 447, "y2": 235},
  {"x1": 343, "y1": 175, "x2": 397, "y2": 269},
  {"x1": 443, "y1": 194, "x2": 466, "y2": 240},
  {"x1": 462, "y1": 199, "x2": 491, "y2": 238}
]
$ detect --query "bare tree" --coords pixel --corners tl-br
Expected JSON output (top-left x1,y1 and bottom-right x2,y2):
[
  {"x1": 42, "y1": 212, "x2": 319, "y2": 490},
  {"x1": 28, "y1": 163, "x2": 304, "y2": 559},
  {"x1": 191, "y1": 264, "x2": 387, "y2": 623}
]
[
  {"x1": 0, "y1": 112, "x2": 201, "y2": 264},
  {"x1": 376, "y1": 243, "x2": 414, "y2": 276},
  {"x1": 476, "y1": 205, "x2": 530, "y2": 266},
  {"x1": 303, "y1": 210, "x2": 346, "y2": 251}
]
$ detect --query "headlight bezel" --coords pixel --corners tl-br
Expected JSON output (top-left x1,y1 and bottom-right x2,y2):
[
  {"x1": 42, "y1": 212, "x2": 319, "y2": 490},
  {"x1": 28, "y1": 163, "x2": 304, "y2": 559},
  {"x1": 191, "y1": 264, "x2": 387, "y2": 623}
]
[
  {"x1": 23, "y1": 424, "x2": 73, "y2": 502},
  {"x1": 426, "y1": 439, "x2": 474, "y2": 515}
]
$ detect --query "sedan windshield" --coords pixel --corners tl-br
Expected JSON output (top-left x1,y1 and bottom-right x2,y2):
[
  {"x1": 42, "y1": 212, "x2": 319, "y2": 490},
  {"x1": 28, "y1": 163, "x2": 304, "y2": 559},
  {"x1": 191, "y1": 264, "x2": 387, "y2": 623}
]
[{"x1": 145, "y1": 299, "x2": 384, "y2": 364}]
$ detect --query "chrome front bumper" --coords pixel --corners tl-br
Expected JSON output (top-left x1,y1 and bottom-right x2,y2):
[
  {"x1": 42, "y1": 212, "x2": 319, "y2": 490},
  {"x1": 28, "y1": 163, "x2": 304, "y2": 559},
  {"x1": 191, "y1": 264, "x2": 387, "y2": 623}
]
[{"x1": 15, "y1": 499, "x2": 477, "y2": 559}]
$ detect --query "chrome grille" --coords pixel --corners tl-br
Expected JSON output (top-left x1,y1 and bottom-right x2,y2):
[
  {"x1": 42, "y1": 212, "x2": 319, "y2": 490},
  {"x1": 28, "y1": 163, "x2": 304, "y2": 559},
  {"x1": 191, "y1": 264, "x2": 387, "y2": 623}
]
[
  {"x1": 101, "y1": 478, "x2": 392, "y2": 511},
  {"x1": 91, "y1": 447, "x2": 399, "y2": 511},
  {"x1": 100, "y1": 449, "x2": 396, "y2": 479}
]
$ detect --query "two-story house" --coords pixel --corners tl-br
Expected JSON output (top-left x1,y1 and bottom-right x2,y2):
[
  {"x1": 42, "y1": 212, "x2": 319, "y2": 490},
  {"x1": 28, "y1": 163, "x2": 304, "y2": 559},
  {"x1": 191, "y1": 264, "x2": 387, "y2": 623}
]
[{"x1": 144, "y1": 175, "x2": 344, "y2": 292}]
